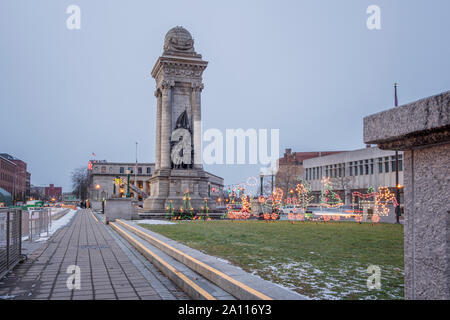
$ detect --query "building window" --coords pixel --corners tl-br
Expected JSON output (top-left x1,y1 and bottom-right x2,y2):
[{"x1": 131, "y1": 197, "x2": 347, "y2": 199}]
[
  {"x1": 359, "y1": 161, "x2": 364, "y2": 175},
  {"x1": 147, "y1": 167, "x2": 151, "y2": 174},
  {"x1": 349, "y1": 163, "x2": 353, "y2": 176},
  {"x1": 370, "y1": 159, "x2": 374, "y2": 174},
  {"x1": 138, "y1": 167, "x2": 142, "y2": 174},
  {"x1": 391, "y1": 156, "x2": 397, "y2": 172},
  {"x1": 120, "y1": 167, "x2": 124, "y2": 174},
  {"x1": 378, "y1": 158, "x2": 383, "y2": 173},
  {"x1": 384, "y1": 157, "x2": 390, "y2": 173},
  {"x1": 101, "y1": 166, "x2": 106, "y2": 174},
  {"x1": 398, "y1": 154, "x2": 403, "y2": 171}
]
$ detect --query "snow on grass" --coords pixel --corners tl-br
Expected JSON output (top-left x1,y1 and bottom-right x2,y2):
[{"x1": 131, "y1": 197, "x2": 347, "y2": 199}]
[
  {"x1": 137, "y1": 219, "x2": 176, "y2": 225},
  {"x1": 251, "y1": 258, "x2": 404, "y2": 300}
]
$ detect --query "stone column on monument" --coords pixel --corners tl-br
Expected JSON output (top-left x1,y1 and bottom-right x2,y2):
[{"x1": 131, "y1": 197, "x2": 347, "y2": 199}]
[
  {"x1": 160, "y1": 80, "x2": 174, "y2": 169},
  {"x1": 191, "y1": 82, "x2": 204, "y2": 169},
  {"x1": 155, "y1": 90, "x2": 162, "y2": 170}
]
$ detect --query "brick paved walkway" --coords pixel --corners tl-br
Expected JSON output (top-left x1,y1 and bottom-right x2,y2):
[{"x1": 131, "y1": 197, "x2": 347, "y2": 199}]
[{"x1": 0, "y1": 210, "x2": 188, "y2": 300}]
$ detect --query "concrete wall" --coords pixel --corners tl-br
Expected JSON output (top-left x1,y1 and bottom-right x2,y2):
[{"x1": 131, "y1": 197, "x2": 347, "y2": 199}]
[
  {"x1": 403, "y1": 143, "x2": 450, "y2": 299},
  {"x1": 364, "y1": 90, "x2": 450, "y2": 299},
  {"x1": 104, "y1": 198, "x2": 137, "y2": 223}
]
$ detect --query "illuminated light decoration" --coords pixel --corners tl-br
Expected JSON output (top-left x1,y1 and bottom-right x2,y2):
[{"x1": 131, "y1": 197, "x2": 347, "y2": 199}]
[
  {"x1": 295, "y1": 213, "x2": 304, "y2": 221},
  {"x1": 288, "y1": 212, "x2": 295, "y2": 223},
  {"x1": 371, "y1": 214, "x2": 380, "y2": 224},
  {"x1": 271, "y1": 212, "x2": 279, "y2": 221},
  {"x1": 88, "y1": 161, "x2": 93, "y2": 171},
  {"x1": 263, "y1": 213, "x2": 271, "y2": 222},
  {"x1": 332, "y1": 215, "x2": 341, "y2": 221},
  {"x1": 166, "y1": 200, "x2": 174, "y2": 220},
  {"x1": 323, "y1": 215, "x2": 331, "y2": 222},
  {"x1": 320, "y1": 178, "x2": 344, "y2": 208},
  {"x1": 295, "y1": 182, "x2": 315, "y2": 213},
  {"x1": 355, "y1": 214, "x2": 363, "y2": 224},
  {"x1": 374, "y1": 186, "x2": 398, "y2": 216}
]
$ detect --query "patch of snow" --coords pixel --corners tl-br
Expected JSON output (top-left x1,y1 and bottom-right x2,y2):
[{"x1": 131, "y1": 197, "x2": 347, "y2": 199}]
[
  {"x1": 0, "y1": 294, "x2": 16, "y2": 300},
  {"x1": 137, "y1": 219, "x2": 176, "y2": 225},
  {"x1": 34, "y1": 209, "x2": 78, "y2": 242}
]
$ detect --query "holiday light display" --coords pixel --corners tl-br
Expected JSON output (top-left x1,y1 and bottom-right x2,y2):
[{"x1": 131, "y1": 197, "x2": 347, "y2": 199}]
[
  {"x1": 320, "y1": 178, "x2": 344, "y2": 208},
  {"x1": 295, "y1": 183, "x2": 315, "y2": 213},
  {"x1": 371, "y1": 214, "x2": 380, "y2": 224},
  {"x1": 374, "y1": 187, "x2": 398, "y2": 216},
  {"x1": 166, "y1": 200, "x2": 174, "y2": 219},
  {"x1": 352, "y1": 186, "x2": 398, "y2": 219}
]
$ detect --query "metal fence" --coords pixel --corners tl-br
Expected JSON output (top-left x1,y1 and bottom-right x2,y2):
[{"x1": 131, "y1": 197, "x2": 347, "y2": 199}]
[
  {"x1": 0, "y1": 208, "x2": 22, "y2": 280},
  {"x1": 23, "y1": 208, "x2": 52, "y2": 242}
]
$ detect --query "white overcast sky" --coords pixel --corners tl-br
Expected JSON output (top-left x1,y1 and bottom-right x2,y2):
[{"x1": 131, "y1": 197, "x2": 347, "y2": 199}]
[{"x1": 1, "y1": 0, "x2": 449, "y2": 191}]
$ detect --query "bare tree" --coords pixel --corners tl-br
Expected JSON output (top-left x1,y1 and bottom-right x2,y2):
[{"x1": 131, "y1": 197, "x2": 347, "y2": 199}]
[
  {"x1": 275, "y1": 164, "x2": 303, "y2": 197},
  {"x1": 331, "y1": 176, "x2": 352, "y2": 205},
  {"x1": 71, "y1": 166, "x2": 89, "y2": 200}
]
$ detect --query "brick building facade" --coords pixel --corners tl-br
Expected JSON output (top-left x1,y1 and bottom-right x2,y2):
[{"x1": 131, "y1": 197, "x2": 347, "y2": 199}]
[
  {"x1": 45, "y1": 184, "x2": 62, "y2": 201},
  {"x1": 0, "y1": 153, "x2": 31, "y2": 201}
]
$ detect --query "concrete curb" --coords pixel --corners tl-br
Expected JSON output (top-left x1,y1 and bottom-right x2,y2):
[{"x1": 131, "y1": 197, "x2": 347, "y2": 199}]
[
  {"x1": 110, "y1": 221, "x2": 215, "y2": 300},
  {"x1": 116, "y1": 219, "x2": 274, "y2": 300}
]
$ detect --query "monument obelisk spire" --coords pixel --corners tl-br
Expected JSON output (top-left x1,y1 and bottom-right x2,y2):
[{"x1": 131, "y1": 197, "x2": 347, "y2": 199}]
[{"x1": 143, "y1": 26, "x2": 212, "y2": 213}]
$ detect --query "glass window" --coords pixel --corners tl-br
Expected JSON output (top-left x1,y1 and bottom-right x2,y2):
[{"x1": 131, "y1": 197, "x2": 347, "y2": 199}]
[
  {"x1": 391, "y1": 156, "x2": 397, "y2": 172},
  {"x1": 120, "y1": 167, "x2": 124, "y2": 174},
  {"x1": 385, "y1": 157, "x2": 390, "y2": 172},
  {"x1": 147, "y1": 167, "x2": 151, "y2": 174},
  {"x1": 399, "y1": 155, "x2": 403, "y2": 171},
  {"x1": 378, "y1": 158, "x2": 383, "y2": 173},
  {"x1": 370, "y1": 159, "x2": 374, "y2": 174},
  {"x1": 359, "y1": 161, "x2": 364, "y2": 175},
  {"x1": 138, "y1": 167, "x2": 142, "y2": 174}
]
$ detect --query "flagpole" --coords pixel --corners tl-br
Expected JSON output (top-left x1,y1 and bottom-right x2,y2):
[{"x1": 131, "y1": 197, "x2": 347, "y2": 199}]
[
  {"x1": 135, "y1": 142, "x2": 138, "y2": 196},
  {"x1": 394, "y1": 83, "x2": 400, "y2": 224}
]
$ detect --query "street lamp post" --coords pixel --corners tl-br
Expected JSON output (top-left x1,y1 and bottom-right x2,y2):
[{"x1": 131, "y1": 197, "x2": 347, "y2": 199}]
[
  {"x1": 95, "y1": 184, "x2": 100, "y2": 201},
  {"x1": 271, "y1": 171, "x2": 274, "y2": 194},
  {"x1": 126, "y1": 169, "x2": 131, "y2": 198},
  {"x1": 260, "y1": 173, "x2": 264, "y2": 196}
]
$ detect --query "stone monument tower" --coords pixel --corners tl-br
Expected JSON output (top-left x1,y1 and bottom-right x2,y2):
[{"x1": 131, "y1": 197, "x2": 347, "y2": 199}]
[{"x1": 143, "y1": 26, "x2": 214, "y2": 212}]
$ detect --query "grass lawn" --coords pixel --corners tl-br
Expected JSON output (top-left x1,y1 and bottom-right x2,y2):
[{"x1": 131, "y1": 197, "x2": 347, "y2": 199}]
[{"x1": 140, "y1": 220, "x2": 404, "y2": 300}]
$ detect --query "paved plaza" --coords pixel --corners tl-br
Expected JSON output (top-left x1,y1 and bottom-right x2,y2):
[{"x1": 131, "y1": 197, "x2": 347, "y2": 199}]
[{"x1": 0, "y1": 210, "x2": 188, "y2": 300}]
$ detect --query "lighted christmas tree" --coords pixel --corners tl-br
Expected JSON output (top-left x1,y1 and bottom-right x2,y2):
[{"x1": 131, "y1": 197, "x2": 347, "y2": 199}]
[{"x1": 321, "y1": 180, "x2": 343, "y2": 208}]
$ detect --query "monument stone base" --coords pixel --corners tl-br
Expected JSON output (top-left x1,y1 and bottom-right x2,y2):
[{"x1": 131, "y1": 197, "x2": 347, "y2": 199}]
[{"x1": 143, "y1": 168, "x2": 216, "y2": 212}]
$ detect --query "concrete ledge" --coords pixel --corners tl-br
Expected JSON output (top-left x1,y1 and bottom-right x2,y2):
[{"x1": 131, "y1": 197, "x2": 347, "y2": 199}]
[
  {"x1": 51, "y1": 208, "x2": 71, "y2": 220},
  {"x1": 364, "y1": 91, "x2": 450, "y2": 149},
  {"x1": 109, "y1": 221, "x2": 215, "y2": 300},
  {"x1": 117, "y1": 219, "x2": 306, "y2": 300}
]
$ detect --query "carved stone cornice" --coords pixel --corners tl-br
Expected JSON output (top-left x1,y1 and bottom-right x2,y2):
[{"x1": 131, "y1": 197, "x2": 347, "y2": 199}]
[
  {"x1": 151, "y1": 56, "x2": 208, "y2": 80},
  {"x1": 191, "y1": 82, "x2": 204, "y2": 92},
  {"x1": 160, "y1": 80, "x2": 175, "y2": 91}
]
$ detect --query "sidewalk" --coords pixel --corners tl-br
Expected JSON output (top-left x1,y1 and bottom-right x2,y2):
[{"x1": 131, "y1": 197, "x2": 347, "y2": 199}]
[{"x1": 0, "y1": 210, "x2": 188, "y2": 300}]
